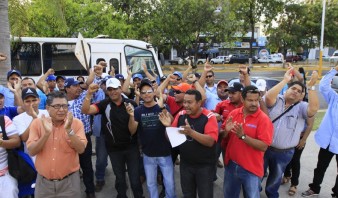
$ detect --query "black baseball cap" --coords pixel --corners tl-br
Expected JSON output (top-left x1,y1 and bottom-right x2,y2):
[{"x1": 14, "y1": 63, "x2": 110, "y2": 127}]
[
  {"x1": 226, "y1": 82, "x2": 244, "y2": 92},
  {"x1": 22, "y1": 88, "x2": 39, "y2": 100}
]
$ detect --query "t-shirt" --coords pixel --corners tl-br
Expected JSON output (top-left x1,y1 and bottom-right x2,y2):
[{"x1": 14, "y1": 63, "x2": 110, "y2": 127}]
[
  {"x1": 166, "y1": 96, "x2": 183, "y2": 117},
  {"x1": 0, "y1": 116, "x2": 18, "y2": 170},
  {"x1": 0, "y1": 106, "x2": 18, "y2": 120},
  {"x1": 134, "y1": 104, "x2": 171, "y2": 157},
  {"x1": 94, "y1": 97, "x2": 138, "y2": 152},
  {"x1": 224, "y1": 107, "x2": 273, "y2": 177},
  {"x1": 171, "y1": 108, "x2": 218, "y2": 165},
  {"x1": 37, "y1": 89, "x2": 47, "y2": 110}
]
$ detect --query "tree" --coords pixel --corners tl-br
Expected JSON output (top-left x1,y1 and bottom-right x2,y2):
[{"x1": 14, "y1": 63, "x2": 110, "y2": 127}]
[{"x1": 0, "y1": 0, "x2": 11, "y2": 85}]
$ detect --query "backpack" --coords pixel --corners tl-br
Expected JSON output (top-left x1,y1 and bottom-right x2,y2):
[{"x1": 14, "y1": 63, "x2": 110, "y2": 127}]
[{"x1": 0, "y1": 115, "x2": 37, "y2": 184}]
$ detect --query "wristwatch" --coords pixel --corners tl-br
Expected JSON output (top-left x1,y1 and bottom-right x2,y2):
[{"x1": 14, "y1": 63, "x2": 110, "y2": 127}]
[
  {"x1": 67, "y1": 129, "x2": 75, "y2": 136},
  {"x1": 239, "y1": 134, "x2": 246, "y2": 140},
  {"x1": 308, "y1": 86, "x2": 315, "y2": 91}
]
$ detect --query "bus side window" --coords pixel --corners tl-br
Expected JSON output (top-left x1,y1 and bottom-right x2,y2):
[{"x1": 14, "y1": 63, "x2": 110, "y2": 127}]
[
  {"x1": 96, "y1": 58, "x2": 106, "y2": 73},
  {"x1": 110, "y1": 59, "x2": 119, "y2": 75}
]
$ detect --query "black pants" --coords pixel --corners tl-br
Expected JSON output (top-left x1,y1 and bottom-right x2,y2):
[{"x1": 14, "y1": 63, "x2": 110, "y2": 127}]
[
  {"x1": 79, "y1": 133, "x2": 95, "y2": 194},
  {"x1": 309, "y1": 147, "x2": 338, "y2": 195},
  {"x1": 284, "y1": 145, "x2": 305, "y2": 186}
]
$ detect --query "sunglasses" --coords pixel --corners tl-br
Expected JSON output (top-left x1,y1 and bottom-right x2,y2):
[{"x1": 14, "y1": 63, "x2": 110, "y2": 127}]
[
  {"x1": 140, "y1": 90, "x2": 153, "y2": 95},
  {"x1": 173, "y1": 90, "x2": 184, "y2": 94},
  {"x1": 206, "y1": 75, "x2": 213, "y2": 78}
]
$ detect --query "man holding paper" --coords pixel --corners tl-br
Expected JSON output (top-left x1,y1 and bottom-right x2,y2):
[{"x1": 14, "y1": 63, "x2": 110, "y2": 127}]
[{"x1": 162, "y1": 89, "x2": 218, "y2": 198}]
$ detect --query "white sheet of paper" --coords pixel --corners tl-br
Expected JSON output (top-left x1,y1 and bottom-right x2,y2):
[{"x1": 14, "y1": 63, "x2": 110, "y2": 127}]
[{"x1": 166, "y1": 127, "x2": 186, "y2": 147}]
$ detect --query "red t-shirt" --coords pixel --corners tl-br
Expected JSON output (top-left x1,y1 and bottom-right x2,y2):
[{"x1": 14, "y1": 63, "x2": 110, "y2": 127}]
[
  {"x1": 166, "y1": 96, "x2": 183, "y2": 117},
  {"x1": 224, "y1": 107, "x2": 273, "y2": 177}
]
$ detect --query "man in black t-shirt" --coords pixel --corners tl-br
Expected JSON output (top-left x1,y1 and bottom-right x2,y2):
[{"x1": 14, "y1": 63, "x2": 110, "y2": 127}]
[
  {"x1": 81, "y1": 78, "x2": 144, "y2": 198},
  {"x1": 129, "y1": 80, "x2": 176, "y2": 198}
]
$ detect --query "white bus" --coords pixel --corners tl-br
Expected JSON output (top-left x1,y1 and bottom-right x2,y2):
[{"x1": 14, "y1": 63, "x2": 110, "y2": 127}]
[{"x1": 10, "y1": 37, "x2": 163, "y2": 81}]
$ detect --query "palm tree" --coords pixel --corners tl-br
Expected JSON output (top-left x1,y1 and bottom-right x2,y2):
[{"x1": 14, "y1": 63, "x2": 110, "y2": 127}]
[{"x1": 0, "y1": 0, "x2": 11, "y2": 86}]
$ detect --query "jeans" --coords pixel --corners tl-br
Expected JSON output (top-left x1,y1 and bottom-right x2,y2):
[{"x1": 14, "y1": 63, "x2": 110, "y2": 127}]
[
  {"x1": 308, "y1": 147, "x2": 338, "y2": 195},
  {"x1": 264, "y1": 147, "x2": 294, "y2": 198},
  {"x1": 79, "y1": 133, "x2": 95, "y2": 194},
  {"x1": 284, "y1": 145, "x2": 305, "y2": 186},
  {"x1": 95, "y1": 135, "x2": 108, "y2": 182},
  {"x1": 180, "y1": 162, "x2": 214, "y2": 198},
  {"x1": 223, "y1": 161, "x2": 261, "y2": 198},
  {"x1": 108, "y1": 144, "x2": 143, "y2": 198},
  {"x1": 143, "y1": 154, "x2": 176, "y2": 198}
]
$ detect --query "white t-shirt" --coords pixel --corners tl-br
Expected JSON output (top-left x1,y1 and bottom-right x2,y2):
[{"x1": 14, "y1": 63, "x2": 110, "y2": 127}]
[{"x1": 12, "y1": 110, "x2": 49, "y2": 163}]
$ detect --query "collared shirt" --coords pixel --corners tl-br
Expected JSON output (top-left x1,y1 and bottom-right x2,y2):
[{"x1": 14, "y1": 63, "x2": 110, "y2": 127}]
[
  {"x1": 215, "y1": 100, "x2": 243, "y2": 123},
  {"x1": 204, "y1": 84, "x2": 217, "y2": 95},
  {"x1": 267, "y1": 95, "x2": 308, "y2": 149},
  {"x1": 0, "y1": 86, "x2": 14, "y2": 107},
  {"x1": 315, "y1": 69, "x2": 338, "y2": 154},
  {"x1": 225, "y1": 107, "x2": 273, "y2": 177},
  {"x1": 68, "y1": 91, "x2": 91, "y2": 134},
  {"x1": 204, "y1": 92, "x2": 222, "y2": 110},
  {"x1": 27, "y1": 118, "x2": 87, "y2": 179}
]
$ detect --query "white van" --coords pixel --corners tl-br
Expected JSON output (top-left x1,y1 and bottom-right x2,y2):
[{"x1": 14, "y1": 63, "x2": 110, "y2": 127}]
[
  {"x1": 329, "y1": 50, "x2": 338, "y2": 63},
  {"x1": 10, "y1": 37, "x2": 163, "y2": 81}
]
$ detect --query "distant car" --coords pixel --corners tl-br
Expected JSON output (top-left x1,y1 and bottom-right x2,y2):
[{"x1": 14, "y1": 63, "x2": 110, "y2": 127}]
[
  {"x1": 258, "y1": 54, "x2": 283, "y2": 63},
  {"x1": 229, "y1": 54, "x2": 257, "y2": 64},
  {"x1": 285, "y1": 55, "x2": 299, "y2": 63},
  {"x1": 331, "y1": 74, "x2": 338, "y2": 92},
  {"x1": 228, "y1": 76, "x2": 280, "y2": 91},
  {"x1": 329, "y1": 50, "x2": 338, "y2": 63},
  {"x1": 210, "y1": 56, "x2": 229, "y2": 64}
]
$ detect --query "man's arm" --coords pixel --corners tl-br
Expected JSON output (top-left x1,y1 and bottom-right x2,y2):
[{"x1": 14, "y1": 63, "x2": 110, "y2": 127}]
[
  {"x1": 198, "y1": 61, "x2": 213, "y2": 87},
  {"x1": 122, "y1": 67, "x2": 132, "y2": 96},
  {"x1": 142, "y1": 64, "x2": 156, "y2": 81},
  {"x1": 296, "y1": 116, "x2": 315, "y2": 149},
  {"x1": 0, "y1": 134, "x2": 20, "y2": 149},
  {"x1": 81, "y1": 84, "x2": 100, "y2": 115},
  {"x1": 239, "y1": 65, "x2": 251, "y2": 86},
  {"x1": 265, "y1": 67, "x2": 293, "y2": 107},
  {"x1": 306, "y1": 71, "x2": 319, "y2": 117},
  {"x1": 37, "y1": 68, "x2": 54, "y2": 93},
  {"x1": 126, "y1": 103, "x2": 138, "y2": 135},
  {"x1": 65, "y1": 117, "x2": 86, "y2": 154},
  {"x1": 27, "y1": 118, "x2": 51, "y2": 156},
  {"x1": 193, "y1": 81, "x2": 206, "y2": 101}
]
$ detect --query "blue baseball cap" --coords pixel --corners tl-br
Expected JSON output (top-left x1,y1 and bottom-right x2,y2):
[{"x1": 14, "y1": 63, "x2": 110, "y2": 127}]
[
  {"x1": 173, "y1": 71, "x2": 183, "y2": 79},
  {"x1": 132, "y1": 74, "x2": 143, "y2": 81},
  {"x1": 115, "y1": 74, "x2": 125, "y2": 80},
  {"x1": 7, "y1": 69, "x2": 22, "y2": 80},
  {"x1": 46, "y1": 75, "x2": 56, "y2": 81},
  {"x1": 64, "y1": 78, "x2": 80, "y2": 87}
]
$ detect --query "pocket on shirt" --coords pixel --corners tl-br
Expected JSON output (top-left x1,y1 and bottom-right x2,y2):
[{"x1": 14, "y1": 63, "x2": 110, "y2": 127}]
[{"x1": 286, "y1": 115, "x2": 297, "y2": 129}]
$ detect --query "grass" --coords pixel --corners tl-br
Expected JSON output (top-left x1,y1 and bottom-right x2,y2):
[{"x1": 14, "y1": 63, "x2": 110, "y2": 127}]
[{"x1": 312, "y1": 111, "x2": 326, "y2": 131}]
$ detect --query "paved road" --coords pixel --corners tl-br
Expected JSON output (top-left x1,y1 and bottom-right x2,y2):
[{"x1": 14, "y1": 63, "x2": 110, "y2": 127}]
[{"x1": 81, "y1": 131, "x2": 336, "y2": 198}]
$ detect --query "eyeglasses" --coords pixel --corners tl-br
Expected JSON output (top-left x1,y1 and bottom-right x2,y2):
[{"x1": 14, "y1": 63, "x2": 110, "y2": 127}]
[
  {"x1": 176, "y1": 78, "x2": 182, "y2": 81},
  {"x1": 140, "y1": 90, "x2": 153, "y2": 95},
  {"x1": 49, "y1": 104, "x2": 68, "y2": 110},
  {"x1": 174, "y1": 90, "x2": 184, "y2": 94},
  {"x1": 206, "y1": 75, "x2": 213, "y2": 78}
]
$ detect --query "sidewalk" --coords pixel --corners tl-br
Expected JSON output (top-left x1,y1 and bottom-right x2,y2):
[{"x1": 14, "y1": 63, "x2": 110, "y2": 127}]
[{"x1": 82, "y1": 132, "x2": 336, "y2": 198}]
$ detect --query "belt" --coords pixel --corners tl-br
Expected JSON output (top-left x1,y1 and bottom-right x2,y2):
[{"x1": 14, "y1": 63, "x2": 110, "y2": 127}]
[
  {"x1": 269, "y1": 146, "x2": 294, "y2": 152},
  {"x1": 43, "y1": 171, "x2": 76, "y2": 182}
]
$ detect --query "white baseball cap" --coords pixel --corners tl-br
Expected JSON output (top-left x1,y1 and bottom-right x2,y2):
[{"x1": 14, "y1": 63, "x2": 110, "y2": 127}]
[
  {"x1": 106, "y1": 78, "x2": 121, "y2": 88},
  {"x1": 256, "y1": 79, "x2": 267, "y2": 91}
]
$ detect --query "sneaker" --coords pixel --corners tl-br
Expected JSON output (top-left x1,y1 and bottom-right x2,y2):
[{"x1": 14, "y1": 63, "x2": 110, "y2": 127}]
[{"x1": 301, "y1": 189, "x2": 319, "y2": 197}]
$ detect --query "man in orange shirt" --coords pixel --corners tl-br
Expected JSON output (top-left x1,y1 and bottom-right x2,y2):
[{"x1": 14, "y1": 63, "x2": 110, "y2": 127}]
[{"x1": 27, "y1": 91, "x2": 87, "y2": 198}]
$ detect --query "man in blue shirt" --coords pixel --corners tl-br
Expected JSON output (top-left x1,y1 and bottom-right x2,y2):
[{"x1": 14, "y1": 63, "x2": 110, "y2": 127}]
[
  {"x1": 0, "y1": 83, "x2": 24, "y2": 119},
  {"x1": 302, "y1": 66, "x2": 338, "y2": 197}
]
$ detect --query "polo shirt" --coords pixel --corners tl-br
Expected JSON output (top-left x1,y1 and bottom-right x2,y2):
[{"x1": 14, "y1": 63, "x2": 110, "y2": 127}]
[
  {"x1": 0, "y1": 106, "x2": 18, "y2": 120},
  {"x1": 94, "y1": 97, "x2": 138, "y2": 152},
  {"x1": 171, "y1": 108, "x2": 218, "y2": 165},
  {"x1": 204, "y1": 92, "x2": 222, "y2": 110},
  {"x1": 215, "y1": 100, "x2": 243, "y2": 123},
  {"x1": 224, "y1": 107, "x2": 273, "y2": 177},
  {"x1": 204, "y1": 84, "x2": 217, "y2": 95},
  {"x1": 166, "y1": 96, "x2": 183, "y2": 117},
  {"x1": 267, "y1": 95, "x2": 308, "y2": 149}
]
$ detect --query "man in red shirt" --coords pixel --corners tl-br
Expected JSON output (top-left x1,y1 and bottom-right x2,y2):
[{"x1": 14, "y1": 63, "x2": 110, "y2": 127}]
[{"x1": 222, "y1": 85, "x2": 273, "y2": 197}]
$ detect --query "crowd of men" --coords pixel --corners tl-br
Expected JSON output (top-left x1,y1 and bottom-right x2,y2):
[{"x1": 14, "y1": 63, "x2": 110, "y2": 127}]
[{"x1": 0, "y1": 51, "x2": 338, "y2": 198}]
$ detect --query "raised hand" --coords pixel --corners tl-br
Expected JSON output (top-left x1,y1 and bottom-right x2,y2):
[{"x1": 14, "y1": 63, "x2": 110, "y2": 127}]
[
  {"x1": 204, "y1": 59, "x2": 213, "y2": 72},
  {"x1": 98, "y1": 61, "x2": 107, "y2": 67},
  {"x1": 142, "y1": 63, "x2": 147, "y2": 71},
  {"x1": 125, "y1": 102, "x2": 134, "y2": 117},
  {"x1": 284, "y1": 67, "x2": 294, "y2": 82},
  {"x1": 46, "y1": 68, "x2": 55, "y2": 75},
  {"x1": 88, "y1": 84, "x2": 99, "y2": 95},
  {"x1": 64, "y1": 112, "x2": 73, "y2": 130},
  {"x1": 308, "y1": 71, "x2": 318, "y2": 86},
  {"x1": 134, "y1": 85, "x2": 140, "y2": 97},
  {"x1": 159, "y1": 111, "x2": 172, "y2": 127},
  {"x1": 127, "y1": 65, "x2": 132, "y2": 76},
  {"x1": 239, "y1": 64, "x2": 248, "y2": 75},
  {"x1": 41, "y1": 114, "x2": 52, "y2": 135},
  {"x1": 187, "y1": 73, "x2": 197, "y2": 82}
]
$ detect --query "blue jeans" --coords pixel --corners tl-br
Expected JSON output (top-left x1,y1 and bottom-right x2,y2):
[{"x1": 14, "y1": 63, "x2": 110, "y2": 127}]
[
  {"x1": 108, "y1": 144, "x2": 143, "y2": 198},
  {"x1": 143, "y1": 154, "x2": 176, "y2": 198},
  {"x1": 223, "y1": 161, "x2": 261, "y2": 198},
  {"x1": 180, "y1": 162, "x2": 214, "y2": 198},
  {"x1": 264, "y1": 147, "x2": 294, "y2": 198},
  {"x1": 95, "y1": 135, "x2": 108, "y2": 182}
]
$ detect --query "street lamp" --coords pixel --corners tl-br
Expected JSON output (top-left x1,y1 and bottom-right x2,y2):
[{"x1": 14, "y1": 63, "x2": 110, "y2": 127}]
[{"x1": 319, "y1": 0, "x2": 326, "y2": 77}]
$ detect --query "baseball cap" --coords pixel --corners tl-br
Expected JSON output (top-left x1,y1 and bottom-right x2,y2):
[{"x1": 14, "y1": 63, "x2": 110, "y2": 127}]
[
  {"x1": 256, "y1": 79, "x2": 267, "y2": 91},
  {"x1": 7, "y1": 69, "x2": 22, "y2": 80},
  {"x1": 46, "y1": 75, "x2": 56, "y2": 81},
  {"x1": 139, "y1": 79, "x2": 153, "y2": 90},
  {"x1": 173, "y1": 71, "x2": 183, "y2": 79},
  {"x1": 194, "y1": 73, "x2": 201, "y2": 79},
  {"x1": 56, "y1": 75, "x2": 66, "y2": 81},
  {"x1": 132, "y1": 74, "x2": 143, "y2": 81},
  {"x1": 226, "y1": 82, "x2": 244, "y2": 92},
  {"x1": 106, "y1": 78, "x2": 121, "y2": 88},
  {"x1": 64, "y1": 78, "x2": 80, "y2": 88},
  {"x1": 217, "y1": 80, "x2": 228, "y2": 87},
  {"x1": 21, "y1": 88, "x2": 38, "y2": 100},
  {"x1": 172, "y1": 83, "x2": 191, "y2": 93},
  {"x1": 115, "y1": 74, "x2": 125, "y2": 80}
]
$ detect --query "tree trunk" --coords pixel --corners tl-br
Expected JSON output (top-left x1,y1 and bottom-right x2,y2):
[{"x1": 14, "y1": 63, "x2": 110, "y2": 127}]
[{"x1": 0, "y1": 0, "x2": 11, "y2": 86}]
